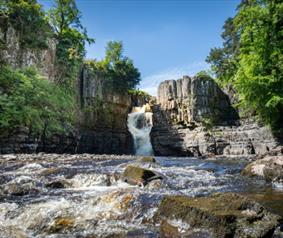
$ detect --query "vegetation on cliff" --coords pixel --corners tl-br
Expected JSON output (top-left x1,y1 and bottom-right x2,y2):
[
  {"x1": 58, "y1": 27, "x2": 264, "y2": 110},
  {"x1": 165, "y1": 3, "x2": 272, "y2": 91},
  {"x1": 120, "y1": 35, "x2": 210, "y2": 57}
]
[
  {"x1": 0, "y1": 0, "x2": 141, "y2": 138},
  {"x1": 0, "y1": 66, "x2": 75, "y2": 136},
  {"x1": 207, "y1": 0, "x2": 283, "y2": 130},
  {"x1": 85, "y1": 41, "x2": 141, "y2": 93}
]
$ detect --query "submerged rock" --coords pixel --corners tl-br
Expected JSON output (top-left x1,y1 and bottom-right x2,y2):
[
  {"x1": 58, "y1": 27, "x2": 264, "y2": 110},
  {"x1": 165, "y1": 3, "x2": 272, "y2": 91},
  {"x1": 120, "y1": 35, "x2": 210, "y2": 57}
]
[
  {"x1": 138, "y1": 156, "x2": 156, "y2": 163},
  {"x1": 156, "y1": 193, "x2": 281, "y2": 238},
  {"x1": 242, "y1": 156, "x2": 283, "y2": 185},
  {"x1": 45, "y1": 180, "x2": 70, "y2": 189},
  {"x1": 122, "y1": 166, "x2": 162, "y2": 186}
]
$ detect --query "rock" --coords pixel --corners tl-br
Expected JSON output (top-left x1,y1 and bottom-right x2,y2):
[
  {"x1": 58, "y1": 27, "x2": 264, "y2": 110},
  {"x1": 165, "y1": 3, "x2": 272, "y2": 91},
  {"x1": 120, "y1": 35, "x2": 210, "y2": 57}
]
[
  {"x1": 3, "y1": 182, "x2": 39, "y2": 196},
  {"x1": 122, "y1": 166, "x2": 162, "y2": 186},
  {"x1": 138, "y1": 156, "x2": 156, "y2": 163},
  {"x1": 40, "y1": 167, "x2": 62, "y2": 176},
  {"x1": 156, "y1": 193, "x2": 281, "y2": 238},
  {"x1": 242, "y1": 155, "x2": 283, "y2": 183},
  {"x1": 46, "y1": 180, "x2": 70, "y2": 189},
  {"x1": 48, "y1": 217, "x2": 75, "y2": 233},
  {"x1": 151, "y1": 75, "x2": 279, "y2": 157}
]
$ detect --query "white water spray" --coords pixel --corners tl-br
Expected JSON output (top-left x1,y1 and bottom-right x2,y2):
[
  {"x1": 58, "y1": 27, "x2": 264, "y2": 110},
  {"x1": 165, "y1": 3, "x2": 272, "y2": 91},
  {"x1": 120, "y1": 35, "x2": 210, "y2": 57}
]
[{"x1": 127, "y1": 104, "x2": 154, "y2": 156}]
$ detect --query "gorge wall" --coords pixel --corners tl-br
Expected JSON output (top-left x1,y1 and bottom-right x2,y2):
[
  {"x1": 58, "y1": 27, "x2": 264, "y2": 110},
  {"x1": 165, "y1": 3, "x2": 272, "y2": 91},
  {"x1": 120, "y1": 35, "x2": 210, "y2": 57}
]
[
  {"x1": 0, "y1": 23, "x2": 56, "y2": 80},
  {"x1": 151, "y1": 75, "x2": 280, "y2": 156},
  {"x1": 0, "y1": 24, "x2": 149, "y2": 154}
]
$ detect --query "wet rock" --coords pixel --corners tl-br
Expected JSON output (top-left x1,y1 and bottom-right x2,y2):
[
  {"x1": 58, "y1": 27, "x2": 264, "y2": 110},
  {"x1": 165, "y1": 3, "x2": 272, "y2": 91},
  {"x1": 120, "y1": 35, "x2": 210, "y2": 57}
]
[
  {"x1": 156, "y1": 193, "x2": 281, "y2": 238},
  {"x1": 46, "y1": 180, "x2": 70, "y2": 189},
  {"x1": 242, "y1": 156, "x2": 283, "y2": 184},
  {"x1": 40, "y1": 167, "x2": 62, "y2": 176},
  {"x1": 122, "y1": 166, "x2": 162, "y2": 186},
  {"x1": 159, "y1": 220, "x2": 180, "y2": 238},
  {"x1": 138, "y1": 156, "x2": 156, "y2": 163},
  {"x1": 2, "y1": 179, "x2": 39, "y2": 196},
  {"x1": 48, "y1": 217, "x2": 75, "y2": 233}
]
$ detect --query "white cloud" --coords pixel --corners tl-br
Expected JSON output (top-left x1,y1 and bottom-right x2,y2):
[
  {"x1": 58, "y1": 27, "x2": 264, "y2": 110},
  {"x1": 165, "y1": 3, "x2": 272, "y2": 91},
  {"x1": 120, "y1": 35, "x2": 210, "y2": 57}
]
[{"x1": 139, "y1": 61, "x2": 209, "y2": 96}]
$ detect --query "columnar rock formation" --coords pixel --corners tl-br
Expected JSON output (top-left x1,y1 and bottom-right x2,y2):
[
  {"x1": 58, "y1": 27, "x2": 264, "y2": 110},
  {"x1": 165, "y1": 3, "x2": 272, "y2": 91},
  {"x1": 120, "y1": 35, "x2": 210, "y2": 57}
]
[
  {"x1": 151, "y1": 75, "x2": 279, "y2": 156},
  {"x1": 77, "y1": 66, "x2": 134, "y2": 154},
  {"x1": 0, "y1": 24, "x2": 56, "y2": 80},
  {"x1": 157, "y1": 75, "x2": 238, "y2": 126}
]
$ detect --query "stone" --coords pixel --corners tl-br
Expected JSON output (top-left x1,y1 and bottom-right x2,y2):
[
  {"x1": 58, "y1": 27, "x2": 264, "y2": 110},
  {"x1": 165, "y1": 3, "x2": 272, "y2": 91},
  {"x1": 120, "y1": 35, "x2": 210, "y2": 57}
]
[
  {"x1": 242, "y1": 155, "x2": 283, "y2": 183},
  {"x1": 138, "y1": 156, "x2": 156, "y2": 163},
  {"x1": 122, "y1": 166, "x2": 162, "y2": 186},
  {"x1": 48, "y1": 217, "x2": 75, "y2": 233},
  {"x1": 151, "y1": 75, "x2": 279, "y2": 157},
  {"x1": 156, "y1": 193, "x2": 281, "y2": 238},
  {"x1": 45, "y1": 180, "x2": 70, "y2": 189}
]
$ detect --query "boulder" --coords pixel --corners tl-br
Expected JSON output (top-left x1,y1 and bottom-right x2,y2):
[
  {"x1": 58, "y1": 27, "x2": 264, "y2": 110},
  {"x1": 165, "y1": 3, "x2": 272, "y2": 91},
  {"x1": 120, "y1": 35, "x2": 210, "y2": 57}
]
[
  {"x1": 242, "y1": 156, "x2": 283, "y2": 184},
  {"x1": 122, "y1": 166, "x2": 162, "y2": 186},
  {"x1": 45, "y1": 180, "x2": 70, "y2": 189},
  {"x1": 156, "y1": 193, "x2": 281, "y2": 238},
  {"x1": 138, "y1": 156, "x2": 156, "y2": 163}
]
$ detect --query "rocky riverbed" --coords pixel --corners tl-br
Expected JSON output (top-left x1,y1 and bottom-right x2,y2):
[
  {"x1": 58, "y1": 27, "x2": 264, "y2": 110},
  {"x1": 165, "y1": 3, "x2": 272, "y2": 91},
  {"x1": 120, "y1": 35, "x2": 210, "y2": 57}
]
[{"x1": 0, "y1": 153, "x2": 282, "y2": 237}]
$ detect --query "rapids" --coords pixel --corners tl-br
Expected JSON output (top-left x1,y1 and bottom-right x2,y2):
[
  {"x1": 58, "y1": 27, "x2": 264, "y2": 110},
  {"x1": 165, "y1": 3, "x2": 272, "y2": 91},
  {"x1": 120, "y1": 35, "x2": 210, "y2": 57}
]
[{"x1": 0, "y1": 154, "x2": 282, "y2": 237}]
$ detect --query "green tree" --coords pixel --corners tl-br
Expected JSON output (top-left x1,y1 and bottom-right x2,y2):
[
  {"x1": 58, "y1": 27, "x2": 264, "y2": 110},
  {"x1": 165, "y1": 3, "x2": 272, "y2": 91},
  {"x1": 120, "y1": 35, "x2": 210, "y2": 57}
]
[
  {"x1": 206, "y1": 17, "x2": 240, "y2": 86},
  {"x1": 105, "y1": 41, "x2": 141, "y2": 91},
  {"x1": 234, "y1": 0, "x2": 283, "y2": 129},
  {"x1": 0, "y1": 66, "x2": 76, "y2": 137},
  {"x1": 0, "y1": 0, "x2": 51, "y2": 49},
  {"x1": 207, "y1": 0, "x2": 283, "y2": 129},
  {"x1": 47, "y1": 0, "x2": 94, "y2": 87}
]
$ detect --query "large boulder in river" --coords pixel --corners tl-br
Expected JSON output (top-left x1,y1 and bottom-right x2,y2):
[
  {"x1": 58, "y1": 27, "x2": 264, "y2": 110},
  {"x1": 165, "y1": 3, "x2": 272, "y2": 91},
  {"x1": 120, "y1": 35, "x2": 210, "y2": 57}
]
[
  {"x1": 242, "y1": 156, "x2": 283, "y2": 184},
  {"x1": 155, "y1": 193, "x2": 281, "y2": 238},
  {"x1": 122, "y1": 166, "x2": 162, "y2": 186}
]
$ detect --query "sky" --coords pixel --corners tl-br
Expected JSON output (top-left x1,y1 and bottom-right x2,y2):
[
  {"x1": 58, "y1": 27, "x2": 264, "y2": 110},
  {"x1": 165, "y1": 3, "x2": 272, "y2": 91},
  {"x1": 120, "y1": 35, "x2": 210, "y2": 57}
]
[{"x1": 39, "y1": 0, "x2": 240, "y2": 95}]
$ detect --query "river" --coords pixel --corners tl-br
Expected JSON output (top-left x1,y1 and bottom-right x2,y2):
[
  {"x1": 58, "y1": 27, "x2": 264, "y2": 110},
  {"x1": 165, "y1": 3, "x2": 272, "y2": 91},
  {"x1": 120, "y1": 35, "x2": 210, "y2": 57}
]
[{"x1": 0, "y1": 154, "x2": 282, "y2": 237}]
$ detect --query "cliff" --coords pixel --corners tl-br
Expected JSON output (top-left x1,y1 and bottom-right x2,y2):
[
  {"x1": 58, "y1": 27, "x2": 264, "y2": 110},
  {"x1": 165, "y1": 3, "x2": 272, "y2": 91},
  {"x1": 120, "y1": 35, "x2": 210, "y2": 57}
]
[
  {"x1": 151, "y1": 75, "x2": 279, "y2": 156},
  {"x1": 77, "y1": 66, "x2": 134, "y2": 154},
  {"x1": 0, "y1": 24, "x2": 148, "y2": 154},
  {"x1": 0, "y1": 23, "x2": 56, "y2": 80}
]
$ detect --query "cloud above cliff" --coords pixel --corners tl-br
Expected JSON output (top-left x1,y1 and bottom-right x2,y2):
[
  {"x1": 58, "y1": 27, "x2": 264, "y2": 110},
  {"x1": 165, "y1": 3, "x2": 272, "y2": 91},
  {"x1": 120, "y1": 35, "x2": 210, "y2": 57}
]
[{"x1": 139, "y1": 61, "x2": 209, "y2": 96}]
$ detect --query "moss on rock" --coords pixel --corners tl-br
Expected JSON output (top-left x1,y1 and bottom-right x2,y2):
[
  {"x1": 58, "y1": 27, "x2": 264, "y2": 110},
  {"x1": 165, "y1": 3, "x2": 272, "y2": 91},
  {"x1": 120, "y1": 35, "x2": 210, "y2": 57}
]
[{"x1": 156, "y1": 193, "x2": 281, "y2": 238}]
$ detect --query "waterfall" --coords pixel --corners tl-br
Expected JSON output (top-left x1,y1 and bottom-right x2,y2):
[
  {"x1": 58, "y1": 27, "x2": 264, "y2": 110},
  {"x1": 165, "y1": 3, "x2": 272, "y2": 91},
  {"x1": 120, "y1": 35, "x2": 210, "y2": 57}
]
[{"x1": 127, "y1": 104, "x2": 154, "y2": 156}]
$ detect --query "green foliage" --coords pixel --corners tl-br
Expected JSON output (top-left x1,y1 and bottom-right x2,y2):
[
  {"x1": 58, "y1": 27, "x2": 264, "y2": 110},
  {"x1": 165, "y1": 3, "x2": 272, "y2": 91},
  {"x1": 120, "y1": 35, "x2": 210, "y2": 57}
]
[
  {"x1": 128, "y1": 89, "x2": 150, "y2": 97},
  {"x1": 1, "y1": 0, "x2": 51, "y2": 49},
  {"x1": 86, "y1": 41, "x2": 141, "y2": 93},
  {"x1": 47, "y1": 0, "x2": 94, "y2": 88},
  {"x1": 0, "y1": 66, "x2": 76, "y2": 136},
  {"x1": 206, "y1": 17, "x2": 240, "y2": 87},
  {"x1": 207, "y1": 0, "x2": 283, "y2": 129},
  {"x1": 196, "y1": 70, "x2": 213, "y2": 80}
]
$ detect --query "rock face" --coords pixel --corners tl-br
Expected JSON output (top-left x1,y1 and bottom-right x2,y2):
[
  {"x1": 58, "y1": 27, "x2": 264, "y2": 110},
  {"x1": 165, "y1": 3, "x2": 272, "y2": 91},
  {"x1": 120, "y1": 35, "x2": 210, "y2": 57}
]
[
  {"x1": 151, "y1": 75, "x2": 280, "y2": 156},
  {"x1": 77, "y1": 65, "x2": 134, "y2": 154},
  {"x1": 157, "y1": 75, "x2": 238, "y2": 125},
  {"x1": 0, "y1": 24, "x2": 56, "y2": 80},
  {"x1": 156, "y1": 193, "x2": 281, "y2": 238}
]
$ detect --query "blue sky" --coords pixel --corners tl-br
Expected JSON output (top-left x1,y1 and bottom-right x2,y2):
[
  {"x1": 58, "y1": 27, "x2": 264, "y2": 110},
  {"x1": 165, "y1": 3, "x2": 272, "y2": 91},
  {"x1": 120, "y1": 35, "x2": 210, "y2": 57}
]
[{"x1": 39, "y1": 0, "x2": 240, "y2": 95}]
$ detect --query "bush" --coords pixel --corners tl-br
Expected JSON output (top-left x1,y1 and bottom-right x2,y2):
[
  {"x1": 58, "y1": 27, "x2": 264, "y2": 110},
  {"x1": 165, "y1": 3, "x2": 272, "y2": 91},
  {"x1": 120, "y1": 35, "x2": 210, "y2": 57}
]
[{"x1": 0, "y1": 66, "x2": 76, "y2": 137}]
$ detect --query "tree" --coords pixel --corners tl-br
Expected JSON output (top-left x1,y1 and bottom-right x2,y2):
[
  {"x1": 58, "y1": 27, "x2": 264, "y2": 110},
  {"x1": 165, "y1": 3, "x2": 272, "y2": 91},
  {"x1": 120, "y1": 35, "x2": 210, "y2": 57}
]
[
  {"x1": 234, "y1": 0, "x2": 283, "y2": 129},
  {"x1": 207, "y1": 0, "x2": 283, "y2": 129},
  {"x1": 0, "y1": 0, "x2": 51, "y2": 49},
  {"x1": 47, "y1": 0, "x2": 94, "y2": 87},
  {"x1": 105, "y1": 41, "x2": 141, "y2": 92},
  {"x1": 206, "y1": 17, "x2": 240, "y2": 86}
]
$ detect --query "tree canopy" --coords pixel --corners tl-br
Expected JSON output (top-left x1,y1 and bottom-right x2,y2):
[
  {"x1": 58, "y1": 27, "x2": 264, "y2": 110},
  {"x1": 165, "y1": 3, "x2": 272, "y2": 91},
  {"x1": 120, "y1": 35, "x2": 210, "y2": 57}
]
[{"x1": 207, "y1": 0, "x2": 283, "y2": 130}]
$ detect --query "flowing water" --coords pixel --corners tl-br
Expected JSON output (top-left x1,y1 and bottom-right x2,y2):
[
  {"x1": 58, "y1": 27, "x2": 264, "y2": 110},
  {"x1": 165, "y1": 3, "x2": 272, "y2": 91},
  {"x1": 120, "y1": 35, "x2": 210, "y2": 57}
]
[
  {"x1": 127, "y1": 105, "x2": 154, "y2": 156},
  {"x1": 0, "y1": 154, "x2": 282, "y2": 238}
]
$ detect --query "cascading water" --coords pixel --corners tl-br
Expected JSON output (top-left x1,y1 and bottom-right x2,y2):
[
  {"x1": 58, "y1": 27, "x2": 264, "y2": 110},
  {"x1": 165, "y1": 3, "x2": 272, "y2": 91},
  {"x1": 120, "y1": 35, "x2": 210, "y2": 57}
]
[{"x1": 127, "y1": 104, "x2": 154, "y2": 155}]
